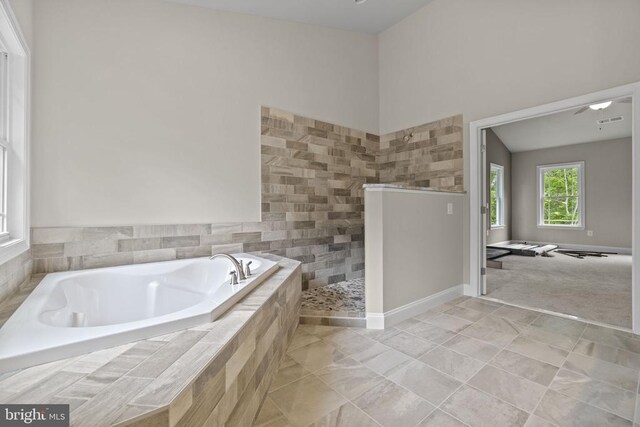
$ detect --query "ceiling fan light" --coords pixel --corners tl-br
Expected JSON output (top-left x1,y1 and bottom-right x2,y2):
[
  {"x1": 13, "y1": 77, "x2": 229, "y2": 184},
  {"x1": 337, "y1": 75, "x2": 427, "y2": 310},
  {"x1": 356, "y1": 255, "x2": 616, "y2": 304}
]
[{"x1": 589, "y1": 101, "x2": 613, "y2": 111}]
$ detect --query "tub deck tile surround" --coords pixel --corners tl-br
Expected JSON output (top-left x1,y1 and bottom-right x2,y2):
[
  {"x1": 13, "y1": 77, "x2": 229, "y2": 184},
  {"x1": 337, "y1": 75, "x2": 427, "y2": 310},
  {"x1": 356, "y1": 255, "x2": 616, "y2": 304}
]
[
  {"x1": 0, "y1": 250, "x2": 32, "y2": 306},
  {"x1": 0, "y1": 255, "x2": 302, "y2": 427},
  {"x1": 29, "y1": 108, "x2": 463, "y2": 293}
]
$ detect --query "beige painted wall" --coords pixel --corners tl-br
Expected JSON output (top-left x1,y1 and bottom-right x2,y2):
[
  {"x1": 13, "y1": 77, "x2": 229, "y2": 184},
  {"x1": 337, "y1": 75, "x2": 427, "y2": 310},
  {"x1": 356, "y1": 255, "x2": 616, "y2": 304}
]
[
  {"x1": 379, "y1": 0, "x2": 640, "y2": 283},
  {"x1": 8, "y1": 0, "x2": 32, "y2": 48},
  {"x1": 512, "y1": 138, "x2": 632, "y2": 249},
  {"x1": 24, "y1": 0, "x2": 640, "y2": 283},
  {"x1": 364, "y1": 189, "x2": 384, "y2": 313},
  {"x1": 31, "y1": 0, "x2": 379, "y2": 227},
  {"x1": 365, "y1": 188, "x2": 464, "y2": 313},
  {"x1": 486, "y1": 129, "x2": 511, "y2": 244}
]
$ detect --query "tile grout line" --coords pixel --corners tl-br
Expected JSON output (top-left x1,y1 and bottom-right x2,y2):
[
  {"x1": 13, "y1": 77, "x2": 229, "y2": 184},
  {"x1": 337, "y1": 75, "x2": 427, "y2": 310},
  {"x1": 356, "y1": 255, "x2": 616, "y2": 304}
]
[
  {"x1": 344, "y1": 335, "x2": 473, "y2": 426},
  {"x1": 435, "y1": 309, "x2": 640, "y2": 424},
  {"x1": 278, "y1": 327, "x2": 387, "y2": 425},
  {"x1": 550, "y1": 332, "x2": 640, "y2": 422},
  {"x1": 309, "y1": 366, "x2": 383, "y2": 426},
  {"x1": 294, "y1": 326, "x2": 466, "y2": 426},
  {"x1": 271, "y1": 303, "x2": 638, "y2": 426},
  {"x1": 406, "y1": 304, "x2": 576, "y2": 425},
  {"x1": 452, "y1": 330, "x2": 543, "y2": 423},
  {"x1": 525, "y1": 323, "x2": 589, "y2": 426},
  {"x1": 388, "y1": 309, "x2": 530, "y2": 425}
]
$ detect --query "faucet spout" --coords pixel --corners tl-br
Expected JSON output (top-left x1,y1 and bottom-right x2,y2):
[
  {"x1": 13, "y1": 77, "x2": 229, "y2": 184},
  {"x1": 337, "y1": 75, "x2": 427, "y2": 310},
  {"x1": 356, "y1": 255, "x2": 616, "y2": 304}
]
[{"x1": 209, "y1": 253, "x2": 247, "y2": 282}]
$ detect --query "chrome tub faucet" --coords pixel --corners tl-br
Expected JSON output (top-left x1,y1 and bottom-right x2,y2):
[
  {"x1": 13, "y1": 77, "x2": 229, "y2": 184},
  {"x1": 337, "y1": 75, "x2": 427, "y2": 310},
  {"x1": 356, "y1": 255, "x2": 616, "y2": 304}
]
[{"x1": 209, "y1": 253, "x2": 246, "y2": 284}]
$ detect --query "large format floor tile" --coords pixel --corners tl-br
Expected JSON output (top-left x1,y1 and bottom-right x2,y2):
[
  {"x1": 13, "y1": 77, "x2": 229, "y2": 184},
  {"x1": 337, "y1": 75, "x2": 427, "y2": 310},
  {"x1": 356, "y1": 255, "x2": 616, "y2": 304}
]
[
  {"x1": 287, "y1": 331, "x2": 321, "y2": 351},
  {"x1": 550, "y1": 368, "x2": 636, "y2": 421},
  {"x1": 424, "y1": 313, "x2": 473, "y2": 333},
  {"x1": 287, "y1": 340, "x2": 346, "y2": 372},
  {"x1": 254, "y1": 397, "x2": 291, "y2": 427},
  {"x1": 491, "y1": 306, "x2": 540, "y2": 325},
  {"x1": 255, "y1": 297, "x2": 640, "y2": 427},
  {"x1": 388, "y1": 360, "x2": 462, "y2": 406},
  {"x1": 572, "y1": 338, "x2": 640, "y2": 370},
  {"x1": 307, "y1": 402, "x2": 378, "y2": 427},
  {"x1": 315, "y1": 358, "x2": 385, "y2": 401},
  {"x1": 457, "y1": 299, "x2": 503, "y2": 314},
  {"x1": 562, "y1": 352, "x2": 638, "y2": 392},
  {"x1": 467, "y1": 365, "x2": 546, "y2": 412},
  {"x1": 417, "y1": 410, "x2": 466, "y2": 426},
  {"x1": 270, "y1": 356, "x2": 311, "y2": 391},
  {"x1": 507, "y1": 336, "x2": 568, "y2": 367},
  {"x1": 460, "y1": 322, "x2": 517, "y2": 347},
  {"x1": 535, "y1": 389, "x2": 632, "y2": 426},
  {"x1": 581, "y1": 325, "x2": 640, "y2": 353},
  {"x1": 489, "y1": 350, "x2": 559, "y2": 386},
  {"x1": 269, "y1": 376, "x2": 347, "y2": 426},
  {"x1": 361, "y1": 348, "x2": 413, "y2": 376},
  {"x1": 441, "y1": 385, "x2": 529, "y2": 426},
  {"x1": 474, "y1": 314, "x2": 526, "y2": 336},
  {"x1": 353, "y1": 380, "x2": 434, "y2": 427},
  {"x1": 444, "y1": 306, "x2": 487, "y2": 323},
  {"x1": 380, "y1": 331, "x2": 436, "y2": 358},
  {"x1": 322, "y1": 330, "x2": 379, "y2": 356},
  {"x1": 442, "y1": 334, "x2": 501, "y2": 362},
  {"x1": 405, "y1": 322, "x2": 457, "y2": 344},
  {"x1": 419, "y1": 346, "x2": 484, "y2": 382}
]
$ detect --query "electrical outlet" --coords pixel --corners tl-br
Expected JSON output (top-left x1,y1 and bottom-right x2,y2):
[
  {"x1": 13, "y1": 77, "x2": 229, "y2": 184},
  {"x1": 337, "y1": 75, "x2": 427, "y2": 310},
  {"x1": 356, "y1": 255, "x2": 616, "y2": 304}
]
[
  {"x1": 447, "y1": 203, "x2": 453, "y2": 215},
  {"x1": 587, "y1": 230, "x2": 594, "y2": 237}
]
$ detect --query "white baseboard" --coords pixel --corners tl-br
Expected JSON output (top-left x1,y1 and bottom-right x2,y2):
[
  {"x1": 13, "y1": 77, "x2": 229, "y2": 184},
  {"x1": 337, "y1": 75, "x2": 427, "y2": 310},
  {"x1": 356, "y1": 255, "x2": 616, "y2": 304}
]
[
  {"x1": 366, "y1": 285, "x2": 464, "y2": 329},
  {"x1": 463, "y1": 283, "x2": 476, "y2": 297},
  {"x1": 495, "y1": 240, "x2": 631, "y2": 255}
]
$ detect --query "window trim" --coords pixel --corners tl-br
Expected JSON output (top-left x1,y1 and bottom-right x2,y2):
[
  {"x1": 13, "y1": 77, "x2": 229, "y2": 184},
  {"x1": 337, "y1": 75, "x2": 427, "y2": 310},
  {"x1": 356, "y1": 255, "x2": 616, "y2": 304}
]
[
  {"x1": 490, "y1": 163, "x2": 505, "y2": 229},
  {"x1": 536, "y1": 161, "x2": 585, "y2": 230},
  {"x1": 0, "y1": 0, "x2": 30, "y2": 264}
]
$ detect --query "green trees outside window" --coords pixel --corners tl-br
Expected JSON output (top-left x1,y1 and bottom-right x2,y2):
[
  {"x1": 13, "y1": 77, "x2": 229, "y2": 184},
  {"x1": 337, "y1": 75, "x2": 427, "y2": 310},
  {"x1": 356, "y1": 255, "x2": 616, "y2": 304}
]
[
  {"x1": 538, "y1": 163, "x2": 584, "y2": 227},
  {"x1": 490, "y1": 164, "x2": 504, "y2": 227}
]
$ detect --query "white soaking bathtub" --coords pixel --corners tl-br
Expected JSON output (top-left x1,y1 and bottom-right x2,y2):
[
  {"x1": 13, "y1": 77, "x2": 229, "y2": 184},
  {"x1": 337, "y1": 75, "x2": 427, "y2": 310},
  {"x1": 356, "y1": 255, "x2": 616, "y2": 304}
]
[{"x1": 0, "y1": 254, "x2": 279, "y2": 373}]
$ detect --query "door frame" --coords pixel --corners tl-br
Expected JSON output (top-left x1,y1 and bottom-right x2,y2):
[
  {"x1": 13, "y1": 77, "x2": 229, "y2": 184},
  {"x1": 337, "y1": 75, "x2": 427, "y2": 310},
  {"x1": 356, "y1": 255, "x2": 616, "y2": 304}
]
[{"x1": 469, "y1": 81, "x2": 640, "y2": 333}]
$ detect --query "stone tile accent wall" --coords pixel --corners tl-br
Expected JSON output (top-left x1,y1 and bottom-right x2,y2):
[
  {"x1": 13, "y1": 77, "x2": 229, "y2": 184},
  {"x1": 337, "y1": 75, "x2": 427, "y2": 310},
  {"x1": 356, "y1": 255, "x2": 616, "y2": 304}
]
[
  {"x1": 0, "y1": 255, "x2": 301, "y2": 427},
  {"x1": 379, "y1": 115, "x2": 464, "y2": 192},
  {"x1": 260, "y1": 107, "x2": 379, "y2": 288},
  {"x1": 28, "y1": 109, "x2": 463, "y2": 290},
  {"x1": 0, "y1": 251, "x2": 32, "y2": 305}
]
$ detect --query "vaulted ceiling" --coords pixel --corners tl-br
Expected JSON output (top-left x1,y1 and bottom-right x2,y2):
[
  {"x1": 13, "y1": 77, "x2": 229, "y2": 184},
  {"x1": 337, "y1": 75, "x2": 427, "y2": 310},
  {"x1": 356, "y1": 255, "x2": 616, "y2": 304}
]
[{"x1": 493, "y1": 99, "x2": 632, "y2": 153}]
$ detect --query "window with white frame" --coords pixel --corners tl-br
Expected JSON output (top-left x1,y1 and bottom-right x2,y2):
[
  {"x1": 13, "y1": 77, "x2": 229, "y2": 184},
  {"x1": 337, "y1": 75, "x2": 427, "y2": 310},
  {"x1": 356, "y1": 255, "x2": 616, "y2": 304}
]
[
  {"x1": 0, "y1": 1, "x2": 30, "y2": 262},
  {"x1": 0, "y1": 51, "x2": 9, "y2": 236},
  {"x1": 490, "y1": 163, "x2": 504, "y2": 228},
  {"x1": 537, "y1": 162, "x2": 584, "y2": 228}
]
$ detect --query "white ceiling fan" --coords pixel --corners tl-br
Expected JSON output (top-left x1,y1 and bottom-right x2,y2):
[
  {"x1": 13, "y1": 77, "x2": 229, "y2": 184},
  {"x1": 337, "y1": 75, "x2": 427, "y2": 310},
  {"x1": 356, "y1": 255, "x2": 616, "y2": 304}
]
[{"x1": 574, "y1": 97, "x2": 632, "y2": 115}]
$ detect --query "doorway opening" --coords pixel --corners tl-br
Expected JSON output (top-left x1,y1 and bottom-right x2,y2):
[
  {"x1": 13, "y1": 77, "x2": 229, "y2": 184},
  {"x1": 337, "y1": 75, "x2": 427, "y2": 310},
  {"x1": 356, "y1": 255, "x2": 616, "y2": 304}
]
[{"x1": 470, "y1": 83, "x2": 640, "y2": 333}]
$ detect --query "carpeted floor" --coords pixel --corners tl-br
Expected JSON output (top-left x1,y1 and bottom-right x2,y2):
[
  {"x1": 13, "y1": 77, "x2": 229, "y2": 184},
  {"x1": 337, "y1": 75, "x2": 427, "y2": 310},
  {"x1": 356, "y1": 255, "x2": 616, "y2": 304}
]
[{"x1": 486, "y1": 253, "x2": 632, "y2": 328}]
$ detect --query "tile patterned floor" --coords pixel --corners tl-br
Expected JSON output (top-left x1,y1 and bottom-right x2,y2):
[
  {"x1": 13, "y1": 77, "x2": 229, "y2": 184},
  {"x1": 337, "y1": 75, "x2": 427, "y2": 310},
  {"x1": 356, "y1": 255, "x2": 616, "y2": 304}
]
[
  {"x1": 254, "y1": 296, "x2": 640, "y2": 427},
  {"x1": 301, "y1": 279, "x2": 365, "y2": 318}
]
